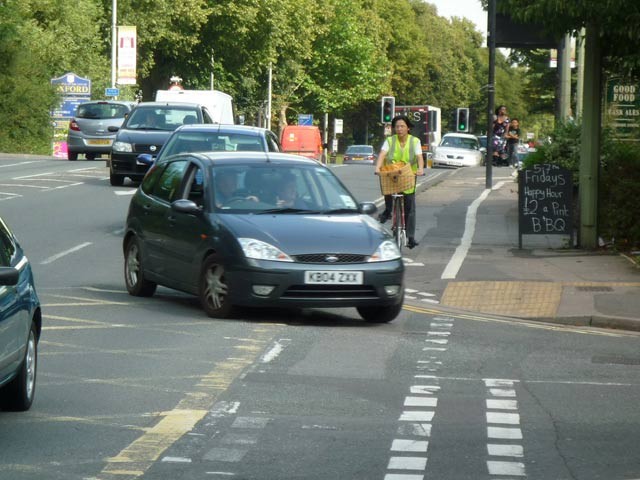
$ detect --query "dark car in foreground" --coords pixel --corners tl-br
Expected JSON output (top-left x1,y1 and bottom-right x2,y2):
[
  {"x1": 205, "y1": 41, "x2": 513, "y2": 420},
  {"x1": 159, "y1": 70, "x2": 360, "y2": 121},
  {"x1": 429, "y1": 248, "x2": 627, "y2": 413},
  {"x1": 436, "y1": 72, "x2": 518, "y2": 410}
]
[
  {"x1": 0, "y1": 217, "x2": 41, "y2": 411},
  {"x1": 66, "y1": 100, "x2": 135, "y2": 161},
  {"x1": 136, "y1": 124, "x2": 281, "y2": 166},
  {"x1": 342, "y1": 144, "x2": 376, "y2": 165},
  {"x1": 123, "y1": 152, "x2": 405, "y2": 323},
  {"x1": 108, "y1": 101, "x2": 215, "y2": 186}
]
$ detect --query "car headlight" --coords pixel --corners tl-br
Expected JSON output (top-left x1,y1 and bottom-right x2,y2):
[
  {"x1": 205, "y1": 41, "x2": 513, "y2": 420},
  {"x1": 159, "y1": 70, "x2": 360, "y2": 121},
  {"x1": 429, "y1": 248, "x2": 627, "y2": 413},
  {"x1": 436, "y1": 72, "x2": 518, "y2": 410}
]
[
  {"x1": 112, "y1": 141, "x2": 133, "y2": 153},
  {"x1": 239, "y1": 238, "x2": 293, "y2": 262},
  {"x1": 368, "y1": 240, "x2": 402, "y2": 262},
  {"x1": 434, "y1": 151, "x2": 445, "y2": 160}
]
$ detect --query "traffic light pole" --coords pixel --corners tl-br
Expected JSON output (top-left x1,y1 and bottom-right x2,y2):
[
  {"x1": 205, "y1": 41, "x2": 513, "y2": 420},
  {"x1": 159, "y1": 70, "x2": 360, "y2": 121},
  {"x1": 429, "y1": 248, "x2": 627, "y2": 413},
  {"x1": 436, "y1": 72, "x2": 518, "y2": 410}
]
[{"x1": 485, "y1": 0, "x2": 496, "y2": 190}]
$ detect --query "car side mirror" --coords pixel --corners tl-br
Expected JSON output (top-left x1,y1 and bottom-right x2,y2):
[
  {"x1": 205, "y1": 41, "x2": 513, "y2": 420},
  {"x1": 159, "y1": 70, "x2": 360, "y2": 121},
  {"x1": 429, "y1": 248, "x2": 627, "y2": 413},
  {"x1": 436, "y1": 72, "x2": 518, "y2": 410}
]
[
  {"x1": 108, "y1": 125, "x2": 120, "y2": 132},
  {"x1": 136, "y1": 154, "x2": 154, "y2": 166},
  {"x1": 172, "y1": 199, "x2": 202, "y2": 215},
  {"x1": 359, "y1": 202, "x2": 377, "y2": 215},
  {"x1": 0, "y1": 267, "x2": 19, "y2": 286},
  {"x1": 479, "y1": 147, "x2": 487, "y2": 154}
]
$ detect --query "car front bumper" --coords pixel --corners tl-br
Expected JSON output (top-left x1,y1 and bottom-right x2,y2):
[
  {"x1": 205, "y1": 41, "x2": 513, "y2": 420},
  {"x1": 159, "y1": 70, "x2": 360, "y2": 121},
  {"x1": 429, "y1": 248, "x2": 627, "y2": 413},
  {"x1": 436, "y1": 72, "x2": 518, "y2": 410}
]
[
  {"x1": 226, "y1": 258, "x2": 405, "y2": 309},
  {"x1": 110, "y1": 152, "x2": 152, "y2": 178}
]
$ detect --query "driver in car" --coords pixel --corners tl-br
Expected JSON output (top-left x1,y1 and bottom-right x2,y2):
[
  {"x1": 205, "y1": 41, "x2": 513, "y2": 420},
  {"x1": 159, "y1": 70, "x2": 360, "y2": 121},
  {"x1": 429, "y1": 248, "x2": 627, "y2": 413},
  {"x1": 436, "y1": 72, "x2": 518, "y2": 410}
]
[{"x1": 214, "y1": 171, "x2": 259, "y2": 207}]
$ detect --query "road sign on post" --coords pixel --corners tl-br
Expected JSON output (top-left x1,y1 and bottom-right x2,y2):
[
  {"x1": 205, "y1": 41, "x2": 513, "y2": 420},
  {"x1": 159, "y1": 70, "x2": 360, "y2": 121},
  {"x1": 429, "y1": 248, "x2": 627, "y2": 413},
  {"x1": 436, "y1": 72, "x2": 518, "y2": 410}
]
[
  {"x1": 456, "y1": 107, "x2": 470, "y2": 132},
  {"x1": 105, "y1": 87, "x2": 120, "y2": 97},
  {"x1": 381, "y1": 96, "x2": 395, "y2": 123},
  {"x1": 298, "y1": 114, "x2": 313, "y2": 126},
  {"x1": 334, "y1": 118, "x2": 343, "y2": 135}
]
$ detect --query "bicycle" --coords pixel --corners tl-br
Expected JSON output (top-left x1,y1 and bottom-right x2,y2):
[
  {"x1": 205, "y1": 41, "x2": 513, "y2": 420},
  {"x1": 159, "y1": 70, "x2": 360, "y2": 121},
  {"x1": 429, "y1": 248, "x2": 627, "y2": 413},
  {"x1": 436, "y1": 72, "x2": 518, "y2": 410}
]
[{"x1": 377, "y1": 163, "x2": 418, "y2": 251}]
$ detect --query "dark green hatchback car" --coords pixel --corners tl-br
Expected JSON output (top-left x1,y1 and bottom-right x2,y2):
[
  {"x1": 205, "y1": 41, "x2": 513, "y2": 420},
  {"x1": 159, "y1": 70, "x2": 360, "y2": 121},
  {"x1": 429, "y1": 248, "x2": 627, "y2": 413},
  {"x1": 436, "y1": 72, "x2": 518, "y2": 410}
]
[{"x1": 123, "y1": 152, "x2": 405, "y2": 322}]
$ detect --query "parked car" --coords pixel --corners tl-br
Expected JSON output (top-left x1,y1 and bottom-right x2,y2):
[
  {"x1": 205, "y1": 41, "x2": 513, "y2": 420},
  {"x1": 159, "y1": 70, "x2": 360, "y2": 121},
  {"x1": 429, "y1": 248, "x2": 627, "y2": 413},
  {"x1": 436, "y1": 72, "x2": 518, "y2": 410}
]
[
  {"x1": 108, "y1": 101, "x2": 215, "y2": 186},
  {"x1": 342, "y1": 145, "x2": 376, "y2": 165},
  {"x1": 66, "y1": 100, "x2": 135, "y2": 161},
  {"x1": 136, "y1": 124, "x2": 281, "y2": 166},
  {"x1": 0, "y1": 217, "x2": 41, "y2": 411},
  {"x1": 123, "y1": 152, "x2": 405, "y2": 323},
  {"x1": 476, "y1": 135, "x2": 488, "y2": 165},
  {"x1": 433, "y1": 133, "x2": 484, "y2": 168}
]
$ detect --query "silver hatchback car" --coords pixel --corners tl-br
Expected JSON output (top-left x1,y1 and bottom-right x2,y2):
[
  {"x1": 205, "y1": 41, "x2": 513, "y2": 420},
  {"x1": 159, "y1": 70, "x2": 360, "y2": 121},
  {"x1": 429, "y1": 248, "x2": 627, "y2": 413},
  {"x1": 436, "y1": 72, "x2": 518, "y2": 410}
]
[{"x1": 66, "y1": 100, "x2": 136, "y2": 161}]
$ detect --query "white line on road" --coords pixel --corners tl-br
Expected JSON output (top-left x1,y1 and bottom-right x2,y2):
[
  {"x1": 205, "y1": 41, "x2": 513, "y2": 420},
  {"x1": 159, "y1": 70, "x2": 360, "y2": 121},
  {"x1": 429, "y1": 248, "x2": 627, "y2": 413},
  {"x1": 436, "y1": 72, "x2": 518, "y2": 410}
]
[
  {"x1": 441, "y1": 181, "x2": 506, "y2": 280},
  {"x1": 0, "y1": 161, "x2": 41, "y2": 168},
  {"x1": 41, "y1": 242, "x2": 92, "y2": 265},
  {"x1": 13, "y1": 172, "x2": 55, "y2": 179}
]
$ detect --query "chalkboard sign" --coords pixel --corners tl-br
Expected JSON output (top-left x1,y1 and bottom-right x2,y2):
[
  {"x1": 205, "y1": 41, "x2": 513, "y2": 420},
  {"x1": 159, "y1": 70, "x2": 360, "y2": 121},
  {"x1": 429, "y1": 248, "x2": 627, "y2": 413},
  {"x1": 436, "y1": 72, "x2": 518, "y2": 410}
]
[{"x1": 518, "y1": 164, "x2": 573, "y2": 248}]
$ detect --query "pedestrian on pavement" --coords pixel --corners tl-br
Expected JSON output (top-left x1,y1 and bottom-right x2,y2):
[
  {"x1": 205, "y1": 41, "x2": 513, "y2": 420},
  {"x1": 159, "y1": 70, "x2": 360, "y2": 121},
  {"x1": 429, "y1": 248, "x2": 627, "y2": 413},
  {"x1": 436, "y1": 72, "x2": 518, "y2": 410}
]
[
  {"x1": 492, "y1": 105, "x2": 510, "y2": 166},
  {"x1": 374, "y1": 115, "x2": 425, "y2": 249},
  {"x1": 505, "y1": 118, "x2": 521, "y2": 167}
]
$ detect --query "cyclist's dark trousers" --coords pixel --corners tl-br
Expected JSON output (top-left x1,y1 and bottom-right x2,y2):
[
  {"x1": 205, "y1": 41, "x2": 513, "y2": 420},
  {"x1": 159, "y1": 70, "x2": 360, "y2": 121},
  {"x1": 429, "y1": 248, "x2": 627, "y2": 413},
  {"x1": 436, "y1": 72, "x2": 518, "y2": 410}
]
[{"x1": 383, "y1": 193, "x2": 416, "y2": 238}]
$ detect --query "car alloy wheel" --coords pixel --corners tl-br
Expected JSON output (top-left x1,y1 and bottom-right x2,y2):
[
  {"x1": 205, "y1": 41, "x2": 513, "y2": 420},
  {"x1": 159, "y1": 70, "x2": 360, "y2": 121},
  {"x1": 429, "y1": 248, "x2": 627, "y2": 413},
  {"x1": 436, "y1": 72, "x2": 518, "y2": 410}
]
[
  {"x1": 124, "y1": 237, "x2": 157, "y2": 297},
  {"x1": 199, "y1": 255, "x2": 233, "y2": 318},
  {"x1": 0, "y1": 322, "x2": 37, "y2": 411}
]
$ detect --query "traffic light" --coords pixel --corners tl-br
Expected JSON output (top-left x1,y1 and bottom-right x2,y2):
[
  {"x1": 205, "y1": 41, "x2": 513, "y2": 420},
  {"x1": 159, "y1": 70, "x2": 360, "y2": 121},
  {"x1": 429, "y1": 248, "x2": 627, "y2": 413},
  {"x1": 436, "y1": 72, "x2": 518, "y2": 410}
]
[
  {"x1": 381, "y1": 96, "x2": 395, "y2": 123},
  {"x1": 456, "y1": 107, "x2": 470, "y2": 132}
]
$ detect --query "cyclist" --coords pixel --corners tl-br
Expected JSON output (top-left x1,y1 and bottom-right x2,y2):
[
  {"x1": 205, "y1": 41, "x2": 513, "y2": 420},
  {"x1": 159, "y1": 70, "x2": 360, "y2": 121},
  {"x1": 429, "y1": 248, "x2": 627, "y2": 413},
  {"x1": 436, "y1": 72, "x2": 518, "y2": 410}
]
[{"x1": 374, "y1": 115, "x2": 424, "y2": 249}]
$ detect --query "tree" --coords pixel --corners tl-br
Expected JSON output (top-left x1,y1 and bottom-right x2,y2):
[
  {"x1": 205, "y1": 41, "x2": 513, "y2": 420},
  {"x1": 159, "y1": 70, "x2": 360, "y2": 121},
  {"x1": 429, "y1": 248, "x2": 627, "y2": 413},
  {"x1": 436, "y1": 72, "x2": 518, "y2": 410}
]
[{"x1": 0, "y1": 0, "x2": 109, "y2": 153}]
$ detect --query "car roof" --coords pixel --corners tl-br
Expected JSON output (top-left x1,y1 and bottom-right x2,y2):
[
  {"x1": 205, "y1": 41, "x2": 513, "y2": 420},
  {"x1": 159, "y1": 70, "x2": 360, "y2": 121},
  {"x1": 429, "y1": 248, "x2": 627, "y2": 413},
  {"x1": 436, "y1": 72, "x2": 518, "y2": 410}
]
[
  {"x1": 346, "y1": 144, "x2": 372, "y2": 148},
  {"x1": 81, "y1": 99, "x2": 135, "y2": 106},
  {"x1": 132, "y1": 101, "x2": 203, "y2": 109},
  {"x1": 173, "y1": 124, "x2": 271, "y2": 136},
  {"x1": 182, "y1": 151, "x2": 322, "y2": 167},
  {"x1": 443, "y1": 133, "x2": 478, "y2": 140}
]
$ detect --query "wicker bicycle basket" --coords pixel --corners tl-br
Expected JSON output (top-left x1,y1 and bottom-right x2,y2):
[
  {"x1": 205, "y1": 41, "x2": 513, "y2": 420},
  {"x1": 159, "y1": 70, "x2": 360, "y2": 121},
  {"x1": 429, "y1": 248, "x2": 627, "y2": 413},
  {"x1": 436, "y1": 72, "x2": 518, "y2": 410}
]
[{"x1": 379, "y1": 162, "x2": 415, "y2": 195}]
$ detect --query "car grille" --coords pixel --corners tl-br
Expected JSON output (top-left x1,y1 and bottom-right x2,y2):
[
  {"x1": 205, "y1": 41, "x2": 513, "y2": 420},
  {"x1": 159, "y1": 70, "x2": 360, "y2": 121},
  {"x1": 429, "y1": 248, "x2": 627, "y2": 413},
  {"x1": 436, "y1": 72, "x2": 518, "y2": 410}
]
[
  {"x1": 134, "y1": 143, "x2": 161, "y2": 154},
  {"x1": 293, "y1": 254, "x2": 367, "y2": 263},
  {"x1": 282, "y1": 285, "x2": 378, "y2": 299}
]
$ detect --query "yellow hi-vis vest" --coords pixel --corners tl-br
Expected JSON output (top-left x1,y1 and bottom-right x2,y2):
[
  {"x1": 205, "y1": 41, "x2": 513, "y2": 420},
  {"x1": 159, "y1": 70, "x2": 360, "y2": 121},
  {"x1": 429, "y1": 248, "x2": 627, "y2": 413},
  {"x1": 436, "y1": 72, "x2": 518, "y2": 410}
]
[{"x1": 385, "y1": 134, "x2": 419, "y2": 194}]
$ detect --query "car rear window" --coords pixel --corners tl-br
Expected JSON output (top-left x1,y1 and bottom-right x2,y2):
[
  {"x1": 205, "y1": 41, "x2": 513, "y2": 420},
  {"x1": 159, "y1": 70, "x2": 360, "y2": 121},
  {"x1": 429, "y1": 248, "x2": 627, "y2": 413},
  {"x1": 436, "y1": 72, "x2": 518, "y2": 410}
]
[
  {"x1": 126, "y1": 107, "x2": 200, "y2": 131},
  {"x1": 77, "y1": 103, "x2": 129, "y2": 120},
  {"x1": 346, "y1": 146, "x2": 374, "y2": 155}
]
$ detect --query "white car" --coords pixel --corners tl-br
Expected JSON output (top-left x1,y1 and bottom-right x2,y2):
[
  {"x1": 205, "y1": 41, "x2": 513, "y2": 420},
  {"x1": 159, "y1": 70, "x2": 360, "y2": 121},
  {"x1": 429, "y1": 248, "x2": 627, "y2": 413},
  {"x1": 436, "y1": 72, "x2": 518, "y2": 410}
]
[{"x1": 433, "y1": 133, "x2": 484, "y2": 167}]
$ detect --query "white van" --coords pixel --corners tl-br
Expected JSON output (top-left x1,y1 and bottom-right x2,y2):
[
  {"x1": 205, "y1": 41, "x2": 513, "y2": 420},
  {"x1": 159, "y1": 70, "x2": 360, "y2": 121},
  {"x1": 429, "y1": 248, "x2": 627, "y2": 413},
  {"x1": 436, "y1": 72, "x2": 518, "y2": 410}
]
[{"x1": 155, "y1": 89, "x2": 234, "y2": 124}]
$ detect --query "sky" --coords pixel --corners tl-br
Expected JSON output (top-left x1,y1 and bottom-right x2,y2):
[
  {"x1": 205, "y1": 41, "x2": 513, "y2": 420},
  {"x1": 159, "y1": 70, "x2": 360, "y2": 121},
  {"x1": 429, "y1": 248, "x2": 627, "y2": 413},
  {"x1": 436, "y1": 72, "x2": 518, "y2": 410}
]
[{"x1": 427, "y1": 0, "x2": 488, "y2": 38}]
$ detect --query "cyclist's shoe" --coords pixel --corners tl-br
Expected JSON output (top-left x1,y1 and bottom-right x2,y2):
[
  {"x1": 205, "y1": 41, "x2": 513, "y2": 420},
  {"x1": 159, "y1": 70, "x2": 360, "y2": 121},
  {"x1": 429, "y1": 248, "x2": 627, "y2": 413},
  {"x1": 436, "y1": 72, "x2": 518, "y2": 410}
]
[
  {"x1": 407, "y1": 238, "x2": 419, "y2": 249},
  {"x1": 378, "y1": 211, "x2": 390, "y2": 224}
]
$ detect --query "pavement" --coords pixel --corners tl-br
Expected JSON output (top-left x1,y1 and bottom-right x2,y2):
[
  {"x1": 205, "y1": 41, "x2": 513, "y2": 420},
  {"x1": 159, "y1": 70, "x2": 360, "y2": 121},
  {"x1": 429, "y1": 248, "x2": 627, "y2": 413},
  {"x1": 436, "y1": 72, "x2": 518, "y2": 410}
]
[{"x1": 408, "y1": 165, "x2": 640, "y2": 332}]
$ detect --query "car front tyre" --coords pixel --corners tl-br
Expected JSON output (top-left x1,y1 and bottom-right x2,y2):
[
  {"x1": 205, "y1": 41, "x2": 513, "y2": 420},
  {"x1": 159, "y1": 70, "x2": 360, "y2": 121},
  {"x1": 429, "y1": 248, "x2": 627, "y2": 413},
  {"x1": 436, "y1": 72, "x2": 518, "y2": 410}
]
[
  {"x1": 199, "y1": 255, "x2": 234, "y2": 318},
  {"x1": 1, "y1": 322, "x2": 38, "y2": 411},
  {"x1": 67, "y1": 151, "x2": 78, "y2": 161},
  {"x1": 357, "y1": 300, "x2": 403, "y2": 323},
  {"x1": 110, "y1": 172, "x2": 125, "y2": 186},
  {"x1": 124, "y1": 237, "x2": 157, "y2": 297}
]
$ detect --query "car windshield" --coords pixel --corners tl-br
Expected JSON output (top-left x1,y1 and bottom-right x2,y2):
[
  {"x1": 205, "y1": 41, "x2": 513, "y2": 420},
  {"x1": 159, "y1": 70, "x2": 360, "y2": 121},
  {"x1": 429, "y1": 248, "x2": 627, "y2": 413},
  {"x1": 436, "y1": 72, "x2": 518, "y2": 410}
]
[
  {"x1": 441, "y1": 136, "x2": 478, "y2": 150},
  {"x1": 162, "y1": 131, "x2": 264, "y2": 158},
  {"x1": 125, "y1": 107, "x2": 198, "y2": 131},
  {"x1": 211, "y1": 163, "x2": 358, "y2": 214},
  {"x1": 76, "y1": 103, "x2": 129, "y2": 120},
  {"x1": 345, "y1": 146, "x2": 373, "y2": 155}
]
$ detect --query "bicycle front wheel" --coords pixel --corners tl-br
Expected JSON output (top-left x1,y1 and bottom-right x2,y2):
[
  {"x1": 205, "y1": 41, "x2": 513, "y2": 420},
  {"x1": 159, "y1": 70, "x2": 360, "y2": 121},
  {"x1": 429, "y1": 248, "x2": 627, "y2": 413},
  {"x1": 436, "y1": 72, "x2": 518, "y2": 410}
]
[{"x1": 392, "y1": 197, "x2": 405, "y2": 250}]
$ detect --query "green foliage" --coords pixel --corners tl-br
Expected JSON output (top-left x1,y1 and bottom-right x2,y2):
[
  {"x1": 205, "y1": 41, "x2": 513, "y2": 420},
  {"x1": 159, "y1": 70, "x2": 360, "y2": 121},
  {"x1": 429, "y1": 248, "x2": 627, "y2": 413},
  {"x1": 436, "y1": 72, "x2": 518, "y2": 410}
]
[
  {"x1": 599, "y1": 141, "x2": 640, "y2": 248},
  {"x1": 0, "y1": 0, "x2": 535, "y2": 154},
  {"x1": 522, "y1": 122, "x2": 581, "y2": 183}
]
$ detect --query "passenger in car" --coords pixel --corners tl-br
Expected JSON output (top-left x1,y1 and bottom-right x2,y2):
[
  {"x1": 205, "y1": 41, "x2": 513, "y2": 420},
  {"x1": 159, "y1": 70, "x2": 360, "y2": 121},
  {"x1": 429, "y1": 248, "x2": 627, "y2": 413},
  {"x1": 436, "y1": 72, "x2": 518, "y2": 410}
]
[{"x1": 275, "y1": 174, "x2": 307, "y2": 208}]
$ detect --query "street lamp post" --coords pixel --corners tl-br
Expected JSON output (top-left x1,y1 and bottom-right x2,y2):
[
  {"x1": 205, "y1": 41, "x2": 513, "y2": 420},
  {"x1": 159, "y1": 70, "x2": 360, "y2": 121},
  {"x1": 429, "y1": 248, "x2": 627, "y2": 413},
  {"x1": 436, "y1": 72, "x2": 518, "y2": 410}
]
[{"x1": 111, "y1": 0, "x2": 117, "y2": 89}]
